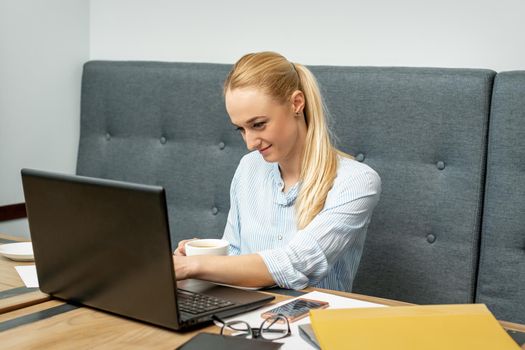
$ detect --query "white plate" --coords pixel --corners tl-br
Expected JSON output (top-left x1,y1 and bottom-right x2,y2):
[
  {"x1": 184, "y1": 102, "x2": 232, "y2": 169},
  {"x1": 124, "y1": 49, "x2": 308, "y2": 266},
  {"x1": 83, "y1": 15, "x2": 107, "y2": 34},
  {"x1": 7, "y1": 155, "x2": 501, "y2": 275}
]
[{"x1": 0, "y1": 242, "x2": 34, "y2": 261}]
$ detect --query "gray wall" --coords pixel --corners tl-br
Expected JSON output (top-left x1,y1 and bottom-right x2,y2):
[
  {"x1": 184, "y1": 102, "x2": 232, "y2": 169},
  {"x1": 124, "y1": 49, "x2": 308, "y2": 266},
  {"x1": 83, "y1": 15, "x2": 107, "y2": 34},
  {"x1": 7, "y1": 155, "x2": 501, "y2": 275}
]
[
  {"x1": 0, "y1": 0, "x2": 89, "y2": 237},
  {"x1": 90, "y1": 0, "x2": 525, "y2": 70}
]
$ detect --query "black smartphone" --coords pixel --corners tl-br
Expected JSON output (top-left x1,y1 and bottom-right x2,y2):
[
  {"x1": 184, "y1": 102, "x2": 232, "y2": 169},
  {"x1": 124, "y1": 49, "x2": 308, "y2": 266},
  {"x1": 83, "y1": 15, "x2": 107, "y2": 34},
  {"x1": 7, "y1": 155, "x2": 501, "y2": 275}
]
[{"x1": 261, "y1": 298, "x2": 329, "y2": 323}]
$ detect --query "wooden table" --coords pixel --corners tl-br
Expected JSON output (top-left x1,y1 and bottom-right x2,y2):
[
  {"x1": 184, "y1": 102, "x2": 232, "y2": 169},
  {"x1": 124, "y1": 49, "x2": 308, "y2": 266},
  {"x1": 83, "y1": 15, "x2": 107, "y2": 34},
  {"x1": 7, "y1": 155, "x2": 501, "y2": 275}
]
[
  {"x1": 0, "y1": 286, "x2": 523, "y2": 349},
  {"x1": 1, "y1": 232, "x2": 524, "y2": 349},
  {"x1": 0, "y1": 233, "x2": 49, "y2": 314}
]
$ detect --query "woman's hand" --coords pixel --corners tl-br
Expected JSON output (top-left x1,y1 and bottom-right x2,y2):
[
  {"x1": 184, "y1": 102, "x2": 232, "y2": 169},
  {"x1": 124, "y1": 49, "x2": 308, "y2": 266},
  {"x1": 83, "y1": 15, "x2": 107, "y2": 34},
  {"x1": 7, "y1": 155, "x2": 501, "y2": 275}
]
[
  {"x1": 172, "y1": 254, "x2": 198, "y2": 280},
  {"x1": 173, "y1": 238, "x2": 198, "y2": 256}
]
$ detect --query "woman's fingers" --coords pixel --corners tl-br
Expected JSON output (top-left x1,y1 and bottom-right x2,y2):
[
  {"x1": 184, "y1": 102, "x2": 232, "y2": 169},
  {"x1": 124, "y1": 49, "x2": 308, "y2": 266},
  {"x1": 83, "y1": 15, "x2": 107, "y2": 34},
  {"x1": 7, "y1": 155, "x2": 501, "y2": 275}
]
[{"x1": 174, "y1": 238, "x2": 198, "y2": 256}]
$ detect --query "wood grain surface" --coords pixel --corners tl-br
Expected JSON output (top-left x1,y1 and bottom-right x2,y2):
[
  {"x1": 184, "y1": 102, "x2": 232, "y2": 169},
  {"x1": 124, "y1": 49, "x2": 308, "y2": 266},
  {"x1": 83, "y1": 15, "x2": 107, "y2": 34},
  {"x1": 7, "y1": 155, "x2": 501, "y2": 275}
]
[
  {"x1": 1, "y1": 232, "x2": 523, "y2": 349},
  {"x1": 0, "y1": 233, "x2": 51, "y2": 313}
]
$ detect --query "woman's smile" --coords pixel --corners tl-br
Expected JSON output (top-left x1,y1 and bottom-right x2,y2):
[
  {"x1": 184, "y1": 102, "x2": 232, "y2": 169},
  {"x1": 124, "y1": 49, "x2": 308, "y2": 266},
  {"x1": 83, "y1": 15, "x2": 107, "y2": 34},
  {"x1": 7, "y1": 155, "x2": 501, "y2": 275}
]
[{"x1": 259, "y1": 145, "x2": 272, "y2": 155}]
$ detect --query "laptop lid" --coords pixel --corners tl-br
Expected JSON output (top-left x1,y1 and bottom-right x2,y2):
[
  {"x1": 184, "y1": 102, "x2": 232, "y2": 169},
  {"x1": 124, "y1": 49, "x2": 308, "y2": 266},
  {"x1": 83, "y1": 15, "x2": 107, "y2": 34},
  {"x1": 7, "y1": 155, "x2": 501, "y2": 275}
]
[{"x1": 21, "y1": 168, "x2": 273, "y2": 330}]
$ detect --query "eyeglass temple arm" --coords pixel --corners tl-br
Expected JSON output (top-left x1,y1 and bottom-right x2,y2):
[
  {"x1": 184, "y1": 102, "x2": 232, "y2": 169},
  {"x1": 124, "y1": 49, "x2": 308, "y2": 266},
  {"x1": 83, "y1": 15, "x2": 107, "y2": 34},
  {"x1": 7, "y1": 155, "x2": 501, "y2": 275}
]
[{"x1": 211, "y1": 314, "x2": 225, "y2": 324}]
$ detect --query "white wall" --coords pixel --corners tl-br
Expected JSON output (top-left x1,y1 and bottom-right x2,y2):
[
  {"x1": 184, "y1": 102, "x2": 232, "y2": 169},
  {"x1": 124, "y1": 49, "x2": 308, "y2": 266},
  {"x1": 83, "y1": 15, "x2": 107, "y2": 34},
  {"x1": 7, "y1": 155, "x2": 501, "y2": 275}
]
[
  {"x1": 90, "y1": 0, "x2": 525, "y2": 71},
  {"x1": 0, "y1": 0, "x2": 89, "y2": 238}
]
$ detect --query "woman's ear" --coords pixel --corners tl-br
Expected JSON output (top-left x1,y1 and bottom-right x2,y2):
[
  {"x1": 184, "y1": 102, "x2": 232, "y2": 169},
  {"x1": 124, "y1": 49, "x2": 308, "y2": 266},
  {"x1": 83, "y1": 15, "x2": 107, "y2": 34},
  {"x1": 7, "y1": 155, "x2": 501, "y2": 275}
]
[{"x1": 290, "y1": 90, "x2": 305, "y2": 114}]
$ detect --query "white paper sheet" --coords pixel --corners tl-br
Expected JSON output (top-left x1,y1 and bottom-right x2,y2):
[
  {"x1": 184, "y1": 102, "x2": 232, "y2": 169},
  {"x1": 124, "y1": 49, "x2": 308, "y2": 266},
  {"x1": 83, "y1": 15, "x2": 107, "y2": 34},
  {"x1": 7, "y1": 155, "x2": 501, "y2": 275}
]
[
  {"x1": 14, "y1": 265, "x2": 39, "y2": 288},
  {"x1": 218, "y1": 290, "x2": 387, "y2": 349}
]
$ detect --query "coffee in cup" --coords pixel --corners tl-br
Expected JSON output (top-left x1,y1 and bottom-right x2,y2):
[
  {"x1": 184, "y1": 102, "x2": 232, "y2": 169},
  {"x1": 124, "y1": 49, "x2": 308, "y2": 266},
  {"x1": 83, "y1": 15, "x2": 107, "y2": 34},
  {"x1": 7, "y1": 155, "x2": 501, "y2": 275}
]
[{"x1": 185, "y1": 239, "x2": 229, "y2": 256}]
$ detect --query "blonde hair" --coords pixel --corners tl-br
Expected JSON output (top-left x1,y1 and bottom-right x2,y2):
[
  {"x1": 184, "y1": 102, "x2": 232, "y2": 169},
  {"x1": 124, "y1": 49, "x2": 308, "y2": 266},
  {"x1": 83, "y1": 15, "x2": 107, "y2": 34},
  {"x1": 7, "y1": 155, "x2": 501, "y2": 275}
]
[{"x1": 224, "y1": 52, "x2": 342, "y2": 229}]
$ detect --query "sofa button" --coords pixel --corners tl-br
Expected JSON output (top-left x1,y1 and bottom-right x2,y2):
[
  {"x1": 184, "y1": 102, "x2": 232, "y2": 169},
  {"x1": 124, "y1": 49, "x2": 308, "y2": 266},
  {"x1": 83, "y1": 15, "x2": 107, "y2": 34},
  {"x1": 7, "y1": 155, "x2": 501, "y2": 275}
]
[
  {"x1": 426, "y1": 234, "x2": 436, "y2": 243},
  {"x1": 211, "y1": 207, "x2": 218, "y2": 215},
  {"x1": 436, "y1": 161, "x2": 445, "y2": 170},
  {"x1": 356, "y1": 153, "x2": 365, "y2": 162},
  {"x1": 105, "y1": 133, "x2": 111, "y2": 141},
  {"x1": 219, "y1": 142, "x2": 225, "y2": 150},
  {"x1": 160, "y1": 136, "x2": 167, "y2": 144}
]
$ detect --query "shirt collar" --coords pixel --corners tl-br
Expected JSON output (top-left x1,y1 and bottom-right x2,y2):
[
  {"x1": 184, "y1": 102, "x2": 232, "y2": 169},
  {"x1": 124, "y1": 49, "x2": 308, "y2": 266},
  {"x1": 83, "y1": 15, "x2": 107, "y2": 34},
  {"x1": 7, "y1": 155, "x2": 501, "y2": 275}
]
[{"x1": 271, "y1": 162, "x2": 300, "y2": 206}]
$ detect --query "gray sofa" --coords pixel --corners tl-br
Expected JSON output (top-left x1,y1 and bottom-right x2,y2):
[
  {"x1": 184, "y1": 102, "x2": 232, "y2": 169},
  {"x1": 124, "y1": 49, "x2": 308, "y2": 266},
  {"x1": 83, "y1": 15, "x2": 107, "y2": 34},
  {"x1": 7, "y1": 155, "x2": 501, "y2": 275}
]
[{"x1": 76, "y1": 61, "x2": 525, "y2": 324}]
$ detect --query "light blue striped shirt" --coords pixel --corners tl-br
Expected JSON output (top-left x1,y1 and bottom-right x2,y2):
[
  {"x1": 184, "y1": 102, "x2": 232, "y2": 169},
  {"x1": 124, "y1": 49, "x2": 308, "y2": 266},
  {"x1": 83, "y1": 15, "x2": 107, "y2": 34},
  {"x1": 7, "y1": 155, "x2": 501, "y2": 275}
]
[{"x1": 222, "y1": 151, "x2": 381, "y2": 291}]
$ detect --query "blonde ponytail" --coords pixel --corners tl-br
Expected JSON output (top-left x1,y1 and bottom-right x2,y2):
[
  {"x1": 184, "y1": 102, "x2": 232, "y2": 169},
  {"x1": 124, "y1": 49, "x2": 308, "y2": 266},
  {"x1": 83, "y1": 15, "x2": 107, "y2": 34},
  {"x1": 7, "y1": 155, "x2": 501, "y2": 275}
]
[{"x1": 293, "y1": 64, "x2": 339, "y2": 229}]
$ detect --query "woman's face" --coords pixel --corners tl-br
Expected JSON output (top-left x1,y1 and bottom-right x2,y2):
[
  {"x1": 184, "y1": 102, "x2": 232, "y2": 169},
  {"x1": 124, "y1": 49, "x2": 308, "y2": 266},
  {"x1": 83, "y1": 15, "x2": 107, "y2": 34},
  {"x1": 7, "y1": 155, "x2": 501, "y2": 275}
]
[{"x1": 225, "y1": 87, "x2": 306, "y2": 166}]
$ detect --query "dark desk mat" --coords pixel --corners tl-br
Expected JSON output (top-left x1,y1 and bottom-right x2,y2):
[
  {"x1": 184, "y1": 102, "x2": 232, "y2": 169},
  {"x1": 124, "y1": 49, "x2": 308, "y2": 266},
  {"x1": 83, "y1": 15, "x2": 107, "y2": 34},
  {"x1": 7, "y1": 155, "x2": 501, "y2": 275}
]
[
  {"x1": 0, "y1": 303, "x2": 79, "y2": 333},
  {"x1": 0, "y1": 287, "x2": 39, "y2": 300}
]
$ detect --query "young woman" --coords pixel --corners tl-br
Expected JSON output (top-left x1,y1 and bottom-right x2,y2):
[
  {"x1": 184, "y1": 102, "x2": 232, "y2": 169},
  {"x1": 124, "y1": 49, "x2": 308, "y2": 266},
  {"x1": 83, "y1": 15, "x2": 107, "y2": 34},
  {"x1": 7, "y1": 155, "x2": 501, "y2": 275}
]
[{"x1": 173, "y1": 52, "x2": 381, "y2": 291}]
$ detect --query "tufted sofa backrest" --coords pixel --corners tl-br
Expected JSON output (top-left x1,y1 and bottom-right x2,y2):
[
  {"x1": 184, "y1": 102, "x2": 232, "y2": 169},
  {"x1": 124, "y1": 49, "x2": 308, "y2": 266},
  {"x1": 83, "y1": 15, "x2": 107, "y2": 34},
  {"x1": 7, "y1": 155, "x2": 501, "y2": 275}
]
[
  {"x1": 78, "y1": 61, "x2": 524, "y2": 323},
  {"x1": 77, "y1": 62, "x2": 246, "y2": 243},
  {"x1": 476, "y1": 71, "x2": 525, "y2": 324},
  {"x1": 307, "y1": 67, "x2": 495, "y2": 306}
]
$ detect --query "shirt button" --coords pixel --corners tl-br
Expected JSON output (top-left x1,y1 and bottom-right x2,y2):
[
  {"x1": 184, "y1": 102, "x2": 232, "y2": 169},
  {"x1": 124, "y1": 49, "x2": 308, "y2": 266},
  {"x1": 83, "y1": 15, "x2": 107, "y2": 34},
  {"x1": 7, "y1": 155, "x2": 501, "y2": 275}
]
[
  {"x1": 218, "y1": 142, "x2": 225, "y2": 150},
  {"x1": 105, "y1": 133, "x2": 111, "y2": 141},
  {"x1": 356, "y1": 153, "x2": 365, "y2": 162},
  {"x1": 160, "y1": 136, "x2": 167, "y2": 144},
  {"x1": 436, "y1": 161, "x2": 445, "y2": 170},
  {"x1": 278, "y1": 235, "x2": 283, "y2": 240},
  {"x1": 211, "y1": 207, "x2": 218, "y2": 215}
]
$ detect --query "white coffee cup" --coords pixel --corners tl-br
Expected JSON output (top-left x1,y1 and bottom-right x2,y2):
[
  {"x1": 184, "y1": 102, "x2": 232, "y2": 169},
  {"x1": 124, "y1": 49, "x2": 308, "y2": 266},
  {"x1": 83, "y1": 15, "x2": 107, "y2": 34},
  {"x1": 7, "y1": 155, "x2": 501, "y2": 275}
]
[{"x1": 185, "y1": 239, "x2": 229, "y2": 256}]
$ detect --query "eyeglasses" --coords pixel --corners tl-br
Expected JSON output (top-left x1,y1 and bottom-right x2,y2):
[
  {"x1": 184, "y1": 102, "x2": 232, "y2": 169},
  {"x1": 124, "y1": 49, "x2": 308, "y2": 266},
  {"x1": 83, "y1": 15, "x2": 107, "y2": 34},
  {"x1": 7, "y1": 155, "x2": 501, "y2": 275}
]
[{"x1": 212, "y1": 313, "x2": 291, "y2": 341}]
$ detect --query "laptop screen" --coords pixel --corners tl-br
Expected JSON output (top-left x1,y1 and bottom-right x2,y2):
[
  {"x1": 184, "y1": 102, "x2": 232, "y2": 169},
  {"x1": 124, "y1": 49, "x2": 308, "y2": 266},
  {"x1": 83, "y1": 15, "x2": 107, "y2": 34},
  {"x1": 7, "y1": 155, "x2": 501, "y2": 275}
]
[{"x1": 21, "y1": 168, "x2": 180, "y2": 329}]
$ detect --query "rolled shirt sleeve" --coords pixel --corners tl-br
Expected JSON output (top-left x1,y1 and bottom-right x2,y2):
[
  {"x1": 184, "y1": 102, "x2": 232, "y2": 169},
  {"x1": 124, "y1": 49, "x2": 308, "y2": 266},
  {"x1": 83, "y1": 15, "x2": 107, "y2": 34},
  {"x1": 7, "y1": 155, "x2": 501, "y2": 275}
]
[
  {"x1": 222, "y1": 151, "x2": 381, "y2": 291},
  {"x1": 258, "y1": 167, "x2": 381, "y2": 290}
]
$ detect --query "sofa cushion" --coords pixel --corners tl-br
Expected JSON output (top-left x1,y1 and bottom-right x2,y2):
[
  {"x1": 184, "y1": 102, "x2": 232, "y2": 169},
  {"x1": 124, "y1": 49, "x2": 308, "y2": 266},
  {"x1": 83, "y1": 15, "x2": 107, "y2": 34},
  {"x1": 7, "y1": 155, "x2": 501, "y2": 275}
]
[
  {"x1": 476, "y1": 71, "x2": 525, "y2": 324},
  {"x1": 77, "y1": 62, "x2": 496, "y2": 306},
  {"x1": 308, "y1": 66, "x2": 495, "y2": 304}
]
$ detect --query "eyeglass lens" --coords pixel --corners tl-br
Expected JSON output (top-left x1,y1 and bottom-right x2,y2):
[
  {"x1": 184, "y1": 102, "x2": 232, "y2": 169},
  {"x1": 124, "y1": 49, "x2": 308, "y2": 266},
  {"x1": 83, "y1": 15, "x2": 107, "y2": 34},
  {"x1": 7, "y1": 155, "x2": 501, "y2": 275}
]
[{"x1": 260, "y1": 315, "x2": 290, "y2": 340}]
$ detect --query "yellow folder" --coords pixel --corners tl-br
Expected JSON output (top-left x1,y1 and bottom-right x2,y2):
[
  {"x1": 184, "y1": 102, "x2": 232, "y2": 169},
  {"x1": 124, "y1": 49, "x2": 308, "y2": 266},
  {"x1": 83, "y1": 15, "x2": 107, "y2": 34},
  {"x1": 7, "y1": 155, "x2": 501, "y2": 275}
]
[{"x1": 309, "y1": 304, "x2": 520, "y2": 350}]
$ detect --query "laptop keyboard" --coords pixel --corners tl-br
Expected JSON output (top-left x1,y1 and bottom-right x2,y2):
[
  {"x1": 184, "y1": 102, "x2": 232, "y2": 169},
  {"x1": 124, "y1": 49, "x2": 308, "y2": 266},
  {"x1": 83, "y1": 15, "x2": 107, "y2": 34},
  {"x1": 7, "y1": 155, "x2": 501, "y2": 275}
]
[{"x1": 177, "y1": 289, "x2": 234, "y2": 315}]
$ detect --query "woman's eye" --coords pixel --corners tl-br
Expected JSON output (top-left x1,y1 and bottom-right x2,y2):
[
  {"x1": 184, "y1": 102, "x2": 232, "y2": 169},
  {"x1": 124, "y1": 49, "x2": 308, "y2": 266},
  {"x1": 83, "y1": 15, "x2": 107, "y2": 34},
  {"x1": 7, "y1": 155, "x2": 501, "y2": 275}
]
[
  {"x1": 253, "y1": 122, "x2": 266, "y2": 129},
  {"x1": 235, "y1": 126, "x2": 245, "y2": 133}
]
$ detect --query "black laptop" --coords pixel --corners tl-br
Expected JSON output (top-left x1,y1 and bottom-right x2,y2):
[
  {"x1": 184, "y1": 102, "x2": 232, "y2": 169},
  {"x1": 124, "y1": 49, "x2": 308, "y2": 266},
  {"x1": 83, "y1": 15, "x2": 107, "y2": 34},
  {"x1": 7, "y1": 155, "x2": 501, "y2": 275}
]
[{"x1": 21, "y1": 168, "x2": 274, "y2": 331}]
